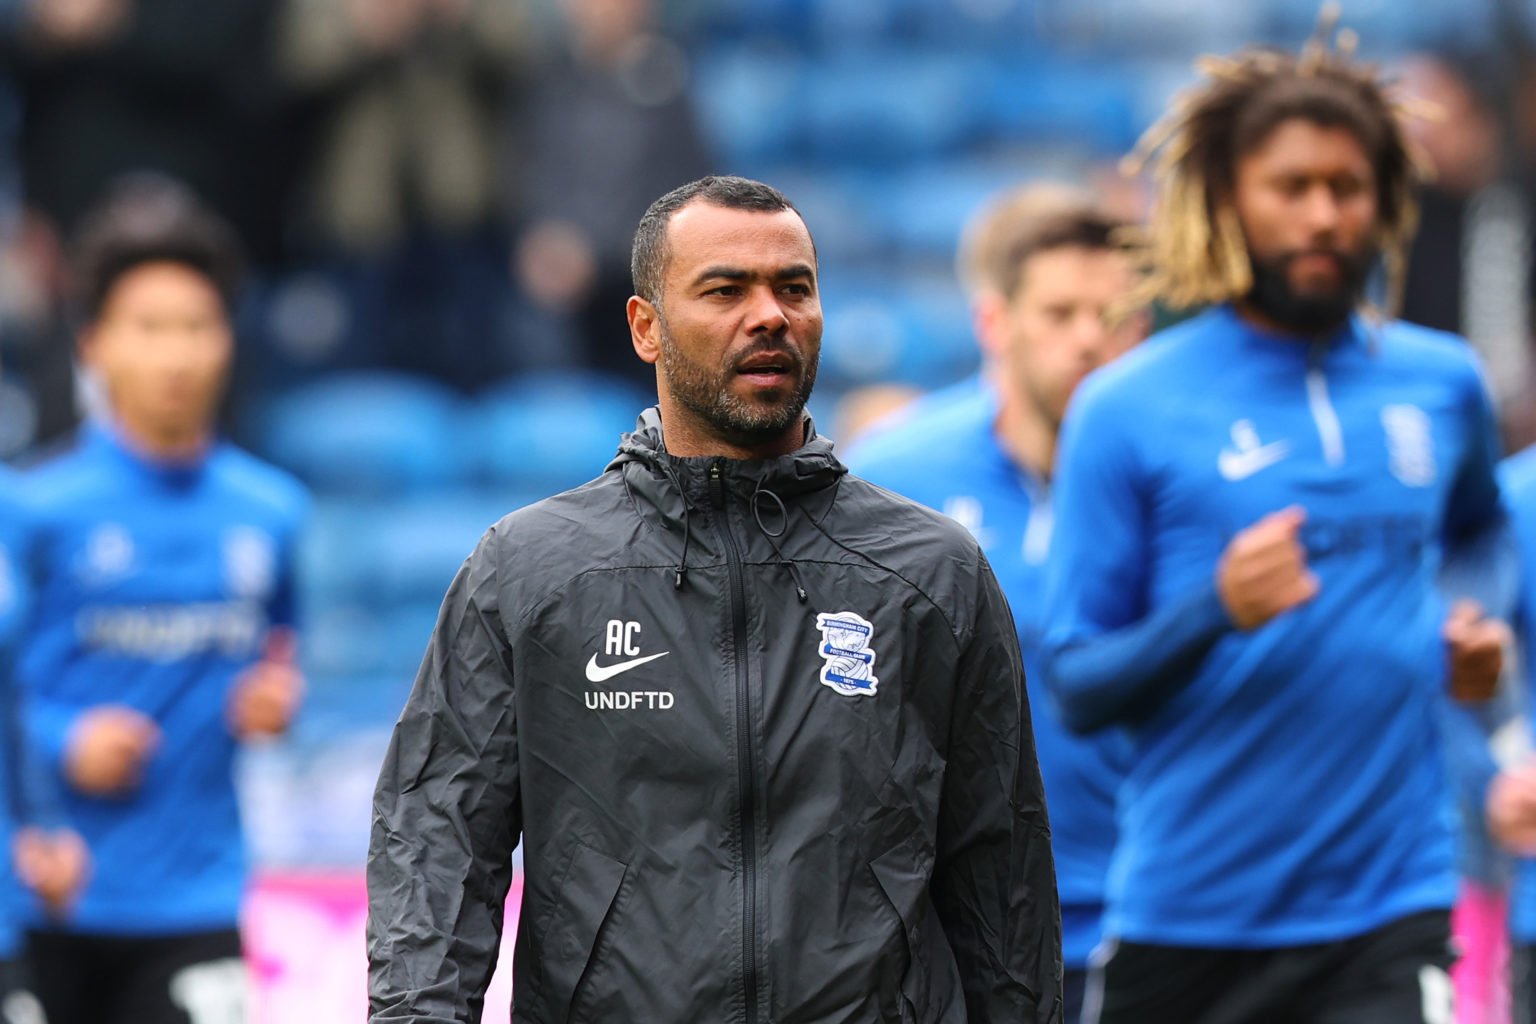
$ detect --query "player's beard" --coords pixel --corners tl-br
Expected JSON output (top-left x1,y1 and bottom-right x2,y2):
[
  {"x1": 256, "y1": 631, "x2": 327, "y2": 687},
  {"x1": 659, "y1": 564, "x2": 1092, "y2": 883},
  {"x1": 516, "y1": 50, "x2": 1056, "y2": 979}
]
[
  {"x1": 658, "y1": 315, "x2": 819, "y2": 449},
  {"x1": 1245, "y1": 242, "x2": 1376, "y2": 335}
]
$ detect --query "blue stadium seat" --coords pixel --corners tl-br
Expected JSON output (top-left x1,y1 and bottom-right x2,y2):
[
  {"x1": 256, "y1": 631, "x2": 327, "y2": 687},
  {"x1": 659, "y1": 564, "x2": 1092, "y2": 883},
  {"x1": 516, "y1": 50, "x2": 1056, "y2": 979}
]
[
  {"x1": 290, "y1": 675, "x2": 412, "y2": 748},
  {"x1": 296, "y1": 498, "x2": 377, "y2": 605},
  {"x1": 475, "y1": 371, "x2": 652, "y2": 497},
  {"x1": 890, "y1": 0, "x2": 1035, "y2": 47},
  {"x1": 817, "y1": 274, "x2": 980, "y2": 389},
  {"x1": 366, "y1": 493, "x2": 525, "y2": 605},
  {"x1": 378, "y1": 602, "x2": 448, "y2": 679},
  {"x1": 692, "y1": 47, "x2": 812, "y2": 169},
  {"x1": 255, "y1": 372, "x2": 472, "y2": 498},
  {"x1": 301, "y1": 604, "x2": 388, "y2": 680},
  {"x1": 868, "y1": 159, "x2": 1043, "y2": 257},
  {"x1": 746, "y1": 166, "x2": 883, "y2": 265},
  {"x1": 985, "y1": 60, "x2": 1141, "y2": 153},
  {"x1": 803, "y1": 52, "x2": 987, "y2": 165}
]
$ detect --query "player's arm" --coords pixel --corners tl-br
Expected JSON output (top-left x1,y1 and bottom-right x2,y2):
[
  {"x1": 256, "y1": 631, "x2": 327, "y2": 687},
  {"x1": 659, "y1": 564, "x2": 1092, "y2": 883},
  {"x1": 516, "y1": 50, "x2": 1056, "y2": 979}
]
[
  {"x1": 7, "y1": 658, "x2": 88, "y2": 917},
  {"x1": 367, "y1": 525, "x2": 521, "y2": 1024},
  {"x1": 931, "y1": 552, "x2": 1061, "y2": 1024},
  {"x1": 1, "y1": 507, "x2": 88, "y2": 914},
  {"x1": 231, "y1": 502, "x2": 309, "y2": 740},
  {"x1": 1439, "y1": 356, "x2": 1516, "y2": 703},
  {"x1": 1042, "y1": 386, "x2": 1231, "y2": 733}
]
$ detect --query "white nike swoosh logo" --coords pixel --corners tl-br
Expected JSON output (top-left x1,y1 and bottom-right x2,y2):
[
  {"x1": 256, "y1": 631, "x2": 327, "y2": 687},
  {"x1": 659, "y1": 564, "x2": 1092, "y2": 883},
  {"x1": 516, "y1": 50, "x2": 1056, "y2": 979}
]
[
  {"x1": 1217, "y1": 442, "x2": 1292, "y2": 481},
  {"x1": 585, "y1": 651, "x2": 670, "y2": 683}
]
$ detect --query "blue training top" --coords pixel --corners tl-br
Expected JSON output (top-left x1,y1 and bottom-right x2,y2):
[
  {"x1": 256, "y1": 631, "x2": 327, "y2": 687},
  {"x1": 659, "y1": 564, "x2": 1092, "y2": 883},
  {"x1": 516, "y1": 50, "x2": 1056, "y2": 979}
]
[
  {"x1": 0, "y1": 465, "x2": 32, "y2": 958},
  {"x1": 1042, "y1": 305, "x2": 1504, "y2": 947},
  {"x1": 846, "y1": 389, "x2": 1129, "y2": 969},
  {"x1": 20, "y1": 423, "x2": 307, "y2": 935},
  {"x1": 1500, "y1": 445, "x2": 1536, "y2": 942}
]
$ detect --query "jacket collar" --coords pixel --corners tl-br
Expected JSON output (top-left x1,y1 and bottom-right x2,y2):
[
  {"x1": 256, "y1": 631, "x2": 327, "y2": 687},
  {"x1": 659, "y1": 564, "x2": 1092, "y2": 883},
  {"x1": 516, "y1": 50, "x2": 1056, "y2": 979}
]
[{"x1": 611, "y1": 406, "x2": 846, "y2": 508}]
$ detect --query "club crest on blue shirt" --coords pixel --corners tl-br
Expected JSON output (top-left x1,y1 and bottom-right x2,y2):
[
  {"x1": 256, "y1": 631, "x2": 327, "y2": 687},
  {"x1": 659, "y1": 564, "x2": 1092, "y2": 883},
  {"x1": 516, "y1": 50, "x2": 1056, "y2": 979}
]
[
  {"x1": 77, "y1": 523, "x2": 135, "y2": 585},
  {"x1": 815, "y1": 610, "x2": 879, "y2": 697},
  {"x1": 224, "y1": 526, "x2": 276, "y2": 601},
  {"x1": 1382, "y1": 404, "x2": 1436, "y2": 487}
]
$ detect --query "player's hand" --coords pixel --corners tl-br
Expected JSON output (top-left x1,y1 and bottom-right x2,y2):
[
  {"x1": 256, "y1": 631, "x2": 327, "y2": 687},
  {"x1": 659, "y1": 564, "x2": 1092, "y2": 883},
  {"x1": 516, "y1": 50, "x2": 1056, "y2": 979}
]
[
  {"x1": 1488, "y1": 762, "x2": 1536, "y2": 855},
  {"x1": 64, "y1": 706, "x2": 160, "y2": 796},
  {"x1": 1216, "y1": 506, "x2": 1320, "y2": 630},
  {"x1": 13, "y1": 827, "x2": 89, "y2": 916},
  {"x1": 229, "y1": 632, "x2": 304, "y2": 740},
  {"x1": 1444, "y1": 599, "x2": 1509, "y2": 702}
]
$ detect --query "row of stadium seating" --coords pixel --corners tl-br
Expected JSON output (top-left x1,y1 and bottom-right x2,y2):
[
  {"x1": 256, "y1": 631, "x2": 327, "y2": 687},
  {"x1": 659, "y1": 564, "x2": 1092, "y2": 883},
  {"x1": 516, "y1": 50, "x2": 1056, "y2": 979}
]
[{"x1": 677, "y1": 0, "x2": 1476, "y2": 52}]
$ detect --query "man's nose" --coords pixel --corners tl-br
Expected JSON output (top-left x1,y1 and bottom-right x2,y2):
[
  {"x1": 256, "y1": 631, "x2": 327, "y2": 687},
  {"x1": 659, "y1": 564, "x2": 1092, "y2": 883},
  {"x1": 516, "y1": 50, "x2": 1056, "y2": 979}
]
[
  {"x1": 745, "y1": 285, "x2": 789, "y2": 334},
  {"x1": 1301, "y1": 183, "x2": 1342, "y2": 236}
]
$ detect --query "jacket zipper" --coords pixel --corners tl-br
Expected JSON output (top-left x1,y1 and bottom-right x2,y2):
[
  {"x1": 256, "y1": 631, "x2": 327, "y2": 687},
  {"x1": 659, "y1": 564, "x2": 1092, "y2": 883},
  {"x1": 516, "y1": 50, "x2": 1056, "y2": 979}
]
[
  {"x1": 1306, "y1": 343, "x2": 1345, "y2": 467},
  {"x1": 710, "y1": 460, "x2": 760, "y2": 1024}
]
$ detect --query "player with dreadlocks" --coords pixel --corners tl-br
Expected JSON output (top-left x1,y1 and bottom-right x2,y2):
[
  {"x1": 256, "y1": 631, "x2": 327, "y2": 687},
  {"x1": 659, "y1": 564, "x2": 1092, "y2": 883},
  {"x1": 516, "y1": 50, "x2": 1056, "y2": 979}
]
[{"x1": 1041, "y1": 13, "x2": 1513, "y2": 1023}]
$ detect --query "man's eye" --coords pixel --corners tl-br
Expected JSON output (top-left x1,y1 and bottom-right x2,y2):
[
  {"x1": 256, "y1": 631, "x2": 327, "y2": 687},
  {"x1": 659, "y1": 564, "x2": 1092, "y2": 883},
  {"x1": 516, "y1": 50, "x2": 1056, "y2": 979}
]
[
  {"x1": 1333, "y1": 177, "x2": 1365, "y2": 199},
  {"x1": 782, "y1": 283, "x2": 812, "y2": 297}
]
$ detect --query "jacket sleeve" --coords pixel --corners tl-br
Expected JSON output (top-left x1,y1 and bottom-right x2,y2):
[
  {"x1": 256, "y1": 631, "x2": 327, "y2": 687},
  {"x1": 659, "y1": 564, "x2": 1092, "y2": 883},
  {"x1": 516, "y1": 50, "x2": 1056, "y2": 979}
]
[
  {"x1": 932, "y1": 552, "x2": 1062, "y2": 1024},
  {"x1": 368, "y1": 526, "x2": 522, "y2": 1024}
]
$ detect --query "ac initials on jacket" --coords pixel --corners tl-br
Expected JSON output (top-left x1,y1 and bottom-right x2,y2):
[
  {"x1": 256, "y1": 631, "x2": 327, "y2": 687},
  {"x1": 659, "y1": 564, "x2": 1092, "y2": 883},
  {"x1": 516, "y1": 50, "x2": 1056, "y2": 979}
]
[{"x1": 584, "y1": 618, "x2": 675, "y2": 709}]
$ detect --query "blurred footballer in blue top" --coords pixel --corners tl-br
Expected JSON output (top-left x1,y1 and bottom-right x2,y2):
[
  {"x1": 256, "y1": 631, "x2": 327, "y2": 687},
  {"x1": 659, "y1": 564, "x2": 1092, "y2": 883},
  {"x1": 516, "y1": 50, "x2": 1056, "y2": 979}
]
[
  {"x1": 18, "y1": 180, "x2": 308, "y2": 1024},
  {"x1": 1041, "y1": 21, "x2": 1511, "y2": 1024},
  {"x1": 849, "y1": 183, "x2": 1146, "y2": 1023}
]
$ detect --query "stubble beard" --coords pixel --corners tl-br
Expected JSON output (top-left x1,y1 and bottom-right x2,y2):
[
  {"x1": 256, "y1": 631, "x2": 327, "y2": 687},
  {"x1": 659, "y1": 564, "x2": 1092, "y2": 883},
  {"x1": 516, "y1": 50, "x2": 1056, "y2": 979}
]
[{"x1": 658, "y1": 314, "x2": 819, "y2": 450}]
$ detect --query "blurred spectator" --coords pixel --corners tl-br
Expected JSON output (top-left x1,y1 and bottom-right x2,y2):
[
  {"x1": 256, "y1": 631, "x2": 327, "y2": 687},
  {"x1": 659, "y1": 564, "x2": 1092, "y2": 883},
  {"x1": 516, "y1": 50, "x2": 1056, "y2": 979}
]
[
  {"x1": 276, "y1": 0, "x2": 530, "y2": 390},
  {"x1": 280, "y1": 0, "x2": 527, "y2": 256},
  {"x1": 20, "y1": 178, "x2": 308, "y2": 1024},
  {"x1": 1, "y1": 0, "x2": 295, "y2": 450},
  {"x1": 511, "y1": 0, "x2": 713, "y2": 385},
  {"x1": 1401, "y1": 51, "x2": 1534, "y2": 426},
  {"x1": 6, "y1": 0, "x2": 291, "y2": 266}
]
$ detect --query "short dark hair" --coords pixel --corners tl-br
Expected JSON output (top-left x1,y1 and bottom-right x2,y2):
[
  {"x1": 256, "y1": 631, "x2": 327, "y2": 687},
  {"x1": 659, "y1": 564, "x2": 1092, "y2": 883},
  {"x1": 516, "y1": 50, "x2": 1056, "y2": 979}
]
[
  {"x1": 74, "y1": 176, "x2": 245, "y2": 321},
  {"x1": 995, "y1": 202, "x2": 1122, "y2": 301},
  {"x1": 630, "y1": 175, "x2": 812, "y2": 305}
]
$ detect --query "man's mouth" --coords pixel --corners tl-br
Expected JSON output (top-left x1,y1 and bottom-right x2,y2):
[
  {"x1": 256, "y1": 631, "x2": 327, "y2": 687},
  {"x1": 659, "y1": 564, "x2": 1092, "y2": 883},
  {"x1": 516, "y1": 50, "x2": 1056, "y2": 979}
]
[
  {"x1": 735, "y1": 352, "x2": 796, "y2": 386},
  {"x1": 1289, "y1": 251, "x2": 1344, "y2": 277}
]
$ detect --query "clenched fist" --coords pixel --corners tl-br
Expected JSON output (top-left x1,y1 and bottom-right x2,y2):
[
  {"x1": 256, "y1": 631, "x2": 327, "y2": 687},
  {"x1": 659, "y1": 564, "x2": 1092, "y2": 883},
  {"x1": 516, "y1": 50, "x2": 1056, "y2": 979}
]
[
  {"x1": 1488, "y1": 762, "x2": 1536, "y2": 855},
  {"x1": 14, "y1": 827, "x2": 89, "y2": 915},
  {"x1": 1444, "y1": 599, "x2": 1509, "y2": 703},
  {"x1": 1216, "y1": 506, "x2": 1320, "y2": 630},
  {"x1": 64, "y1": 706, "x2": 160, "y2": 797},
  {"x1": 228, "y1": 631, "x2": 304, "y2": 740}
]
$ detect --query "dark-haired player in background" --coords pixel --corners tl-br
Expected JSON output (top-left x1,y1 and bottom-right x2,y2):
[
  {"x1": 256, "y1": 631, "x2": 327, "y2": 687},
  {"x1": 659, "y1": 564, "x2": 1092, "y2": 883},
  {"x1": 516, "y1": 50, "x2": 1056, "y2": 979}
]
[
  {"x1": 1042, "y1": 23, "x2": 1511, "y2": 1024},
  {"x1": 18, "y1": 180, "x2": 308, "y2": 1024}
]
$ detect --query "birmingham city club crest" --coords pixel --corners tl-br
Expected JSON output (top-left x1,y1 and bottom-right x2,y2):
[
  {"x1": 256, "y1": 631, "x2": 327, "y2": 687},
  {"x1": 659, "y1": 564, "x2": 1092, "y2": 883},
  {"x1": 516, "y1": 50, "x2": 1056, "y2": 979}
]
[{"x1": 815, "y1": 611, "x2": 879, "y2": 697}]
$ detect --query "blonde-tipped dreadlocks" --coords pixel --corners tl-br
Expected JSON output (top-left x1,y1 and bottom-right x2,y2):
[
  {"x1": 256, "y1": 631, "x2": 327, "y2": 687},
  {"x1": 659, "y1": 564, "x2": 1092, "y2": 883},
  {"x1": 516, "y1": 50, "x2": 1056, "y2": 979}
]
[{"x1": 1123, "y1": 7, "x2": 1426, "y2": 317}]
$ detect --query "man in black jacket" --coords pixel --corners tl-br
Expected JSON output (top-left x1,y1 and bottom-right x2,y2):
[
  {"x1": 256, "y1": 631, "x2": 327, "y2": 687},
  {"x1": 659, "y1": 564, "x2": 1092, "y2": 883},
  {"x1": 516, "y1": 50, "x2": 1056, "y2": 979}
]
[{"x1": 367, "y1": 175, "x2": 1062, "y2": 1024}]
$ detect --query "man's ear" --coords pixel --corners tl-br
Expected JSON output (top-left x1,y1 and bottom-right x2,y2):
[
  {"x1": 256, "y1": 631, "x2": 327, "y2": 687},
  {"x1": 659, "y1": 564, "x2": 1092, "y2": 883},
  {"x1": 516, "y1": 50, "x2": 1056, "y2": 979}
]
[
  {"x1": 972, "y1": 289, "x2": 1008, "y2": 363},
  {"x1": 628, "y1": 295, "x2": 661, "y2": 366}
]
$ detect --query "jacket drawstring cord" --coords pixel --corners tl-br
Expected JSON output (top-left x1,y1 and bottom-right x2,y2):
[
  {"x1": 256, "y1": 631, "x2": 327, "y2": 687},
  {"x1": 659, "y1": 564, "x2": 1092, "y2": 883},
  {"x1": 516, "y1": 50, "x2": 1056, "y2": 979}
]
[
  {"x1": 751, "y1": 484, "x2": 809, "y2": 604},
  {"x1": 659, "y1": 459, "x2": 695, "y2": 589}
]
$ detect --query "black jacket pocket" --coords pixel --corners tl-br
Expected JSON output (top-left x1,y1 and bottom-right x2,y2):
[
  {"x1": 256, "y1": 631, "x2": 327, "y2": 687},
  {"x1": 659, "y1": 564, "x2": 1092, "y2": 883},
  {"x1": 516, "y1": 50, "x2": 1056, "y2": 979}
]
[{"x1": 537, "y1": 843, "x2": 630, "y2": 1021}]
